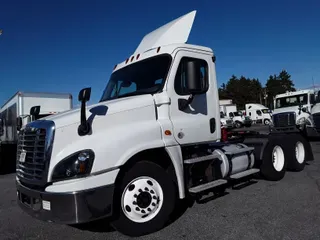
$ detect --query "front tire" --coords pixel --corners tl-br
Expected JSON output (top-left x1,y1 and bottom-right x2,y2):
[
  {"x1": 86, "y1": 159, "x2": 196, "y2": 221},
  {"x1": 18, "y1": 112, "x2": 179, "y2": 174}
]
[
  {"x1": 111, "y1": 161, "x2": 178, "y2": 237},
  {"x1": 260, "y1": 137, "x2": 288, "y2": 181}
]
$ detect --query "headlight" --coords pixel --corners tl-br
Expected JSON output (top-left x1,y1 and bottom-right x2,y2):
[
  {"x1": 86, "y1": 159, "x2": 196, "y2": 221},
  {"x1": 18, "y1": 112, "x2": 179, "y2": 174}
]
[
  {"x1": 297, "y1": 117, "x2": 306, "y2": 125},
  {"x1": 52, "y1": 149, "x2": 95, "y2": 182}
]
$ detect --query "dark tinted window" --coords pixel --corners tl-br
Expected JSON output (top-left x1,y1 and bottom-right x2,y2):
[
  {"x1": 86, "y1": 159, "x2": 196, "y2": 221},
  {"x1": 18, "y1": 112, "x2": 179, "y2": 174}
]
[{"x1": 100, "y1": 55, "x2": 172, "y2": 102}]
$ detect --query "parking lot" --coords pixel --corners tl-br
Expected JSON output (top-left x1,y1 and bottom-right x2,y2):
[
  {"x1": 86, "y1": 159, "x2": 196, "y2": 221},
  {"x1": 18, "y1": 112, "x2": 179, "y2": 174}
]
[{"x1": 1, "y1": 128, "x2": 320, "y2": 240}]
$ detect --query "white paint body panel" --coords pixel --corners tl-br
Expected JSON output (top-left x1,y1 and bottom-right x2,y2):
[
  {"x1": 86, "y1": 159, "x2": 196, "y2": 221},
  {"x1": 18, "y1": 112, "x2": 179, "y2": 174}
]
[
  {"x1": 134, "y1": 10, "x2": 196, "y2": 55},
  {"x1": 166, "y1": 48, "x2": 220, "y2": 144},
  {"x1": 46, "y1": 95, "x2": 164, "y2": 180}
]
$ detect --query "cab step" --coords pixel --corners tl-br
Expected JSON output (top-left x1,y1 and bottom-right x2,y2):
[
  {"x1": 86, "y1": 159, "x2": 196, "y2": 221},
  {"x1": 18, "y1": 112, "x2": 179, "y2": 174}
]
[
  {"x1": 229, "y1": 168, "x2": 260, "y2": 180},
  {"x1": 224, "y1": 146, "x2": 254, "y2": 155},
  {"x1": 184, "y1": 152, "x2": 220, "y2": 164},
  {"x1": 188, "y1": 179, "x2": 227, "y2": 194}
]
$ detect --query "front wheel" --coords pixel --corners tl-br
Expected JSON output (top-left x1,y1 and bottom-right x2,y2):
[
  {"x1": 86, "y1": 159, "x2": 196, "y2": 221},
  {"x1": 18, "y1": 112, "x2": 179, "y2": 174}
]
[{"x1": 111, "y1": 161, "x2": 178, "y2": 237}]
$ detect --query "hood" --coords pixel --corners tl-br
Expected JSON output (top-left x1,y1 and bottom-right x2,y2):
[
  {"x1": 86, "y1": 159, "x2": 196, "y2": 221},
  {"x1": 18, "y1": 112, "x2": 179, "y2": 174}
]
[{"x1": 42, "y1": 94, "x2": 155, "y2": 129}]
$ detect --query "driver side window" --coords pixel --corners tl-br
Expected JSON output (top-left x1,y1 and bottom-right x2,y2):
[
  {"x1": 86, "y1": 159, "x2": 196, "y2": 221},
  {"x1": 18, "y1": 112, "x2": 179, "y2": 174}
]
[
  {"x1": 256, "y1": 110, "x2": 262, "y2": 116},
  {"x1": 174, "y1": 57, "x2": 208, "y2": 96}
]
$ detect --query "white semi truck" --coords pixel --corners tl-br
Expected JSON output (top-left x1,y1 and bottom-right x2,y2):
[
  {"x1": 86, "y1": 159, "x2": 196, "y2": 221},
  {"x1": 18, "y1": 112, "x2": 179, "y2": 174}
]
[
  {"x1": 220, "y1": 100, "x2": 252, "y2": 128},
  {"x1": 245, "y1": 103, "x2": 272, "y2": 125},
  {"x1": 0, "y1": 91, "x2": 73, "y2": 172},
  {"x1": 273, "y1": 89, "x2": 318, "y2": 138},
  {"x1": 16, "y1": 11, "x2": 313, "y2": 237}
]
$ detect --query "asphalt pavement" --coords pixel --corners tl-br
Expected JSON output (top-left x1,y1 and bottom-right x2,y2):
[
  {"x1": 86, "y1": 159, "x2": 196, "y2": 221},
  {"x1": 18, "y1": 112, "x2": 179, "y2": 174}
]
[{"x1": 1, "y1": 128, "x2": 320, "y2": 239}]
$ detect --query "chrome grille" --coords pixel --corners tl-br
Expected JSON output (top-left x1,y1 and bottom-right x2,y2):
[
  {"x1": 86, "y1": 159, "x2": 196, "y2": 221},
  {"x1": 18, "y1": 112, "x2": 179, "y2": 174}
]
[
  {"x1": 16, "y1": 120, "x2": 55, "y2": 187},
  {"x1": 273, "y1": 112, "x2": 296, "y2": 127},
  {"x1": 313, "y1": 113, "x2": 320, "y2": 132},
  {"x1": 226, "y1": 120, "x2": 232, "y2": 124}
]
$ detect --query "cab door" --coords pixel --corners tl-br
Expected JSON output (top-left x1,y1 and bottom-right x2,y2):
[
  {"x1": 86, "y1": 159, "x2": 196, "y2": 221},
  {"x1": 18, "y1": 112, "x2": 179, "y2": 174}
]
[{"x1": 166, "y1": 50, "x2": 220, "y2": 145}]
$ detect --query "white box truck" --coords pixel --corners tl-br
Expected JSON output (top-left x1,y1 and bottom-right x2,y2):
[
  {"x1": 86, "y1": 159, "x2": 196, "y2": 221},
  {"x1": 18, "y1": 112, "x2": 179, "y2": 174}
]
[
  {"x1": 16, "y1": 11, "x2": 313, "y2": 237},
  {"x1": 0, "y1": 91, "x2": 72, "y2": 172}
]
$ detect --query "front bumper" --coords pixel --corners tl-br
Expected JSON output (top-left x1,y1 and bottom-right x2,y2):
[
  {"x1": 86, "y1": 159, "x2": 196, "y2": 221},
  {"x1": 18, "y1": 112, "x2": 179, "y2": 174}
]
[{"x1": 16, "y1": 180, "x2": 115, "y2": 224}]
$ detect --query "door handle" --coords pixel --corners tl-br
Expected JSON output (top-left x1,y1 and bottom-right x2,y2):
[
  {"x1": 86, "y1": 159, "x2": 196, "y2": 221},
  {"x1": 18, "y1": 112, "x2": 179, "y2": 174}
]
[{"x1": 209, "y1": 118, "x2": 216, "y2": 133}]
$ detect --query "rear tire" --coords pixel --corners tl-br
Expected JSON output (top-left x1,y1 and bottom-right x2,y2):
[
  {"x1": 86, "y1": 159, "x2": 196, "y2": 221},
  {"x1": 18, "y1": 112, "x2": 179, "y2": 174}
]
[
  {"x1": 260, "y1": 137, "x2": 288, "y2": 181},
  {"x1": 287, "y1": 134, "x2": 307, "y2": 172},
  {"x1": 111, "y1": 161, "x2": 178, "y2": 237}
]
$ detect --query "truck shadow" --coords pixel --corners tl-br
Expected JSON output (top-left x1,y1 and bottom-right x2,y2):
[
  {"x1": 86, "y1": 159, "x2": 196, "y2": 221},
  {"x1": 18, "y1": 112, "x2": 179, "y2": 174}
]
[
  {"x1": 0, "y1": 145, "x2": 17, "y2": 175},
  {"x1": 70, "y1": 176, "x2": 259, "y2": 234},
  {"x1": 69, "y1": 217, "x2": 116, "y2": 233}
]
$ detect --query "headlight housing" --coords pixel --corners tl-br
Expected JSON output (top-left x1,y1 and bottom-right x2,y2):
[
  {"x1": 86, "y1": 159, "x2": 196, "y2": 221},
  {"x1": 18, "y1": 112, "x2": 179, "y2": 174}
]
[
  {"x1": 297, "y1": 117, "x2": 306, "y2": 125},
  {"x1": 52, "y1": 149, "x2": 95, "y2": 182}
]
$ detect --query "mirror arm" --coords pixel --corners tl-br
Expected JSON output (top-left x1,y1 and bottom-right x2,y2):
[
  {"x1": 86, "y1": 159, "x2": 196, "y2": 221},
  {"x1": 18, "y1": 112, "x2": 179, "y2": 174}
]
[
  {"x1": 78, "y1": 100, "x2": 91, "y2": 136},
  {"x1": 178, "y1": 94, "x2": 194, "y2": 111}
]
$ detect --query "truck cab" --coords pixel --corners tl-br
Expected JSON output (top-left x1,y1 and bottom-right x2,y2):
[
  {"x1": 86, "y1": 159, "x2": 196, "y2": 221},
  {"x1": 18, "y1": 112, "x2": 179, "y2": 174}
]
[
  {"x1": 273, "y1": 89, "x2": 317, "y2": 137},
  {"x1": 245, "y1": 103, "x2": 272, "y2": 125}
]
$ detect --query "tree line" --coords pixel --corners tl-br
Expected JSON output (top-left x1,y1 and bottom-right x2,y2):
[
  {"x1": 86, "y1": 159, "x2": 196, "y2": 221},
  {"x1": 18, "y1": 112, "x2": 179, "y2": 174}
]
[{"x1": 218, "y1": 70, "x2": 296, "y2": 110}]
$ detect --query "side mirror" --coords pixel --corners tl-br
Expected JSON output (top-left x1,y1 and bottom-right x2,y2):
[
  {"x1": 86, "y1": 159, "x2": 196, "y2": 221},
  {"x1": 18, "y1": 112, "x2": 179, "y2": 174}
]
[
  {"x1": 78, "y1": 87, "x2": 91, "y2": 102},
  {"x1": 17, "y1": 117, "x2": 22, "y2": 131},
  {"x1": 186, "y1": 60, "x2": 205, "y2": 95},
  {"x1": 30, "y1": 105, "x2": 40, "y2": 116}
]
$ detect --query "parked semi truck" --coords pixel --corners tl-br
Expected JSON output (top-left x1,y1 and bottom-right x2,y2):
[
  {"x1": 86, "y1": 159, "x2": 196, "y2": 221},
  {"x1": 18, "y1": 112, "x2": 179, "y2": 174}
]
[
  {"x1": 16, "y1": 11, "x2": 313, "y2": 237},
  {"x1": 273, "y1": 89, "x2": 318, "y2": 138},
  {"x1": 220, "y1": 100, "x2": 252, "y2": 128},
  {"x1": 0, "y1": 91, "x2": 73, "y2": 172},
  {"x1": 245, "y1": 103, "x2": 272, "y2": 125}
]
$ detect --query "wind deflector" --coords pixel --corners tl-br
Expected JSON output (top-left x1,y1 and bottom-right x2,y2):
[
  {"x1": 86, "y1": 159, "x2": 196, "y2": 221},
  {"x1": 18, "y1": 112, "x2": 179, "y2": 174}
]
[{"x1": 133, "y1": 10, "x2": 197, "y2": 55}]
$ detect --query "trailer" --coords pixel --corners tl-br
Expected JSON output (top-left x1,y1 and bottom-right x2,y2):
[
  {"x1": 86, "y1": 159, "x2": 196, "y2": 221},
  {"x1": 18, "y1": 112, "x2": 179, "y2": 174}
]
[
  {"x1": 0, "y1": 91, "x2": 73, "y2": 172},
  {"x1": 16, "y1": 11, "x2": 313, "y2": 237}
]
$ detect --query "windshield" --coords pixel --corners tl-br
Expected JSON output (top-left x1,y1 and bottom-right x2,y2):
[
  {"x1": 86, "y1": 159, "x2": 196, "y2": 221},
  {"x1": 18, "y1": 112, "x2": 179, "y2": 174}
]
[
  {"x1": 100, "y1": 55, "x2": 172, "y2": 102},
  {"x1": 262, "y1": 109, "x2": 271, "y2": 114},
  {"x1": 275, "y1": 93, "x2": 308, "y2": 109}
]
